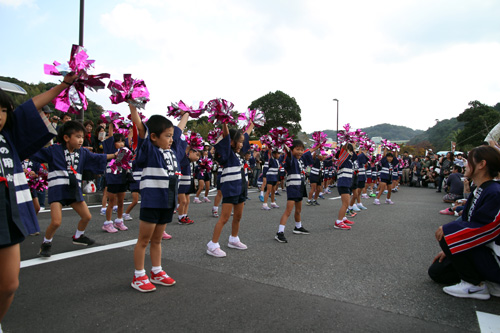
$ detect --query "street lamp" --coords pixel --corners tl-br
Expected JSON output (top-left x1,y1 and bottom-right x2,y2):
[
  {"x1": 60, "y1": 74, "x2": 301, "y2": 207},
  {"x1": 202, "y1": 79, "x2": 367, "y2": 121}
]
[{"x1": 333, "y1": 99, "x2": 339, "y2": 146}]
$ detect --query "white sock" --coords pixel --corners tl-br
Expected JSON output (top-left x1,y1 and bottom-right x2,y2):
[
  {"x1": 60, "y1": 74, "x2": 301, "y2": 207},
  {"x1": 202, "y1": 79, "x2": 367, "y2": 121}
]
[
  {"x1": 342, "y1": 217, "x2": 347, "y2": 221},
  {"x1": 207, "y1": 241, "x2": 220, "y2": 251},
  {"x1": 213, "y1": 206, "x2": 218, "y2": 212},
  {"x1": 151, "y1": 266, "x2": 163, "y2": 275},
  {"x1": 319, "y1": 192, "x2": 324, "y2": 196},
  {"x1": 194, "y1": 197, "x2": 199, "y2": 200},
  {"x1": 262, "y1": 203, "x2": 268, "y2": 207},
  {"x1": 348, "y1": 205, "x2": 353, "y2": 210},
  {"x1": 229, "y1": 235, "x2": 240, "y2": 243},
  {"x1": 336, "y1": 220, "x2": 343, "y2": 224},
  {"x1": 113, "y1": 205, "x2": 118, "y2": 210},
  {"x1": 295, "y1": 221, "x2": 302, "y2": 229},
  {"x1": 43, "y1": 237, "x2": 52, "y2": 243},
  {"x1": 104, "y1": 220, "x2": 113, "y2": 225},
  {"x1": 278, "y1": 225, "x2": 285, "y2": 233},
  {"x1": 115, "y1": 218, "x2": 123, "y2": 223},
  {"x1": 179, "y1": 214, "x2": 186, "y2": 220},
  {"x1": 134, "y1": 269, "x2": 146, "y2": 278},
  {"x1": 74, "y1": 230, "x2": 84, "y2": 239},
  {"x1": 260, "y1": 191, "x2": 264, "y2": 196}
]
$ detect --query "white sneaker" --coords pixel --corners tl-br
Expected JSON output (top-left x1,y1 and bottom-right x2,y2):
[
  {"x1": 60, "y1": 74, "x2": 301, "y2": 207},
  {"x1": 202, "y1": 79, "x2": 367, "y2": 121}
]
[
  {"x1": 228, "y1": 241, "x2": 248, "y2": 250},
  {"x1": 100, "y1": 208, "x2": 106, "y2": 216},
  {"x1": 385, "y1": 199, "x2": 394, "y2": 205},
  {"x1": 270, "y1": 202, "x2": 280, "y2": 208},
  {"x1": 358, "y1": 204, "x2": 367, "y2": 210},
  {"x1": 361, "y1": 194, "x2": 369, "y2": 199},
  {"x1": 373, "y1": 199, "x2": 380, "y2": 205},
  {"x1": 352, "y1": 205, "x2": 361, "y2": 212},
  {"x1": 261, "y1": 204, "x2": 271, "y2": 211},
  {"x1": 203, "y1": 197, "x2": 211, "y2": 203},
  {"x1": 486, "y1": 281, "x2": 500, "y2": 297},
  {"x1": 122, "y1": 213, "x2": 133, "y2": 221},
  {"x1": 443, "y1": 280, "x2": 490, "y2": 300},
  {"x1": 206, "y1": 247, "x2": 226, "y2": 258},
  {"x1": 193, "y1": 198, "x2": 202, "y2": 204}
]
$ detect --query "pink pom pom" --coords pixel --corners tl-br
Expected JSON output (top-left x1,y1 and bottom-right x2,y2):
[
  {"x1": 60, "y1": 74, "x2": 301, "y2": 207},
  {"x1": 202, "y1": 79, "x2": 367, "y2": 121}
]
[
  {"x1": 108, "y1": 74, "x2": 150, "y2": 109},
  {"x1": 167, "y1": 100, "x2": 206, "y2": 120},
  {"x1": 207, "y1": 128, "x2": 222, "y2": 145},
  {"x1": 206, "y1": 98, "x2": 237, "y2": 125},
  {"x1": 44, "y1": 44, "x2": 109, "y2": 114}
]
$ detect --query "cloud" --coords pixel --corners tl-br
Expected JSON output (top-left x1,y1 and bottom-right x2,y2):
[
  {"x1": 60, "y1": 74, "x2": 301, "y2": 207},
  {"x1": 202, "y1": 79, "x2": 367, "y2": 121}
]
[
  {"x1": 0, "y1": 0, "x2": 35, "y2": 7},
  {"x1": 3, "y1": 0, "x2": 498, "y2": 134}
]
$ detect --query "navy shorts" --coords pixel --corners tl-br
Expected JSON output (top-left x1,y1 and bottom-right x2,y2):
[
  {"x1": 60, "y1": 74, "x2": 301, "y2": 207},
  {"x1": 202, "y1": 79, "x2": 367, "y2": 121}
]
[
  {"x1": 357, "y1": 181, "x2": 366, "y2": 189},
  {"x1": 55, "y1": 199, "x2": 77, "y2": 207},
  {"x1": 222, "y1": 192, "x2": 246, "y2": 204},
  {"x1": 267, "y1": 181, "x2": 277, "y2": 186},
  {"x1": 338, "y1": 186, "x2": 352, "y2": 195},
  {"x1": 140, "y1": 207, "x2": 174, "y2": 224},
  {"x1": 107, "y1": 183, "x2": 128, "y2": 194}
]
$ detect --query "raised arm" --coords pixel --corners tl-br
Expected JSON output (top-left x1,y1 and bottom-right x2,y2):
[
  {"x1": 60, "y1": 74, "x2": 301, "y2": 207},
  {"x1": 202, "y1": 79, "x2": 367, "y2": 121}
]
[
  {"x1": 107, "y1": 122, "x2": 114, "y2": 139},
  {"x1": 177, "y1": 112, "x2": 189, "y2": 132},
  {"x1": 221, "y1": 123, "x2": 229, "y2": 137},
  {"x1": 245, "y1": 122, "x2": 255, "y2": 136},
  {"x1": 129, "y1": 103, "x2": 146, "y2": 139},
  {"x1": 32, "y1": 72, "x2": 79, "y2": 110}
]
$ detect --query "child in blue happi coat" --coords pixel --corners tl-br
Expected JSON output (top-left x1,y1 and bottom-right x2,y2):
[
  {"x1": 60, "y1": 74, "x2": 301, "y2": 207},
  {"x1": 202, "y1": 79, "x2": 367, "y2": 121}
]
[
  {"x1": 206, "y1": 122, "x2": 254, "y2": 258},
  {"x1": 129, "y1": 103, "x2": 188, "y2": 292},
  {"x1": 0, "y1": 73, "x2": 78, "y2": 325},
  {"x1": 275, "y1": 140, "x2": 317, "y2": 243},
  {"x1": 32, "y1": 121, "x2": 116, "y2": 257}
]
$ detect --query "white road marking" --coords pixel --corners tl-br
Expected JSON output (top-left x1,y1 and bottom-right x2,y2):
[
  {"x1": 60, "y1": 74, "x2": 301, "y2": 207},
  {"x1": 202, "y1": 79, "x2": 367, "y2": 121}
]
[
  {"x1": 21, "y1": 239, "x2": 138, "y2": 268},
  {"x1": 477, "y1": 311, "x2": 500, "y2": 333},
  {"x1": 328, "y1": 196, "x2": 341, "y2": 200}
]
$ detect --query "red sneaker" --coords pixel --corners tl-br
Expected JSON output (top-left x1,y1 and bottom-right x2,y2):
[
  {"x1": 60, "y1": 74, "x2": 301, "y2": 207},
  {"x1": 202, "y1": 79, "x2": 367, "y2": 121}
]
[
  {"x1": 439, "y1": 209, "x2": 454, "y2": 215},
  {"x1": 343, "y1": 219, "x2": 355, "y2": 225},
  {"x1": 178, "y1": 216, "x2": 189, "y2": 225},
  {"x1": 131, "y1": 275, "x2": 156, "y2": 293},
  {"x1": 334, "y1": 222, "x2": 351, "y2": 230},
  {"x1": 185, "y1": 216, "x2": 194, "y2": 224},
  {"x1": 150, "y1": 271, "x2": 176, "y2": 286}
]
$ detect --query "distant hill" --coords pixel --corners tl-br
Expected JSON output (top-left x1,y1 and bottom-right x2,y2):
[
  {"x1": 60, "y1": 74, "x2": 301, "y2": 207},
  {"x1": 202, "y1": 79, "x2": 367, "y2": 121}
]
[
  {"x1": 316, "y1": 124, "x2": 423, "y2": 141},
  {"x1": 408, "y1": 118, "x2": 465, "y2": 150}
]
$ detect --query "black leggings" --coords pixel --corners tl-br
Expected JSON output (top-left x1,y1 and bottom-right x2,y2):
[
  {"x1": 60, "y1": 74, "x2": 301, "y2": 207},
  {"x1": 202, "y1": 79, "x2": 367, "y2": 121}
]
[{"x1": 428, "y1": 238, "x2": 500, "y2": 285}]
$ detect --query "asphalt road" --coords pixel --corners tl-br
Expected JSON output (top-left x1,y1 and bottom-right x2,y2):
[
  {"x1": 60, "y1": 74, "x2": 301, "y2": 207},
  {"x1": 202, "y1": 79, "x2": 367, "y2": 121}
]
[{"x1": 3, "y1": 185, "x2": 500, "y2": 332}]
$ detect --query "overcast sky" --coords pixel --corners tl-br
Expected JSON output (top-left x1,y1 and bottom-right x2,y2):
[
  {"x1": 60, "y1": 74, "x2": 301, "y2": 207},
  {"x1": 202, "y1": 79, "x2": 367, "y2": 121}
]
[{"x1": 1, "y1": 0, "x2": 499, "y2": 133}]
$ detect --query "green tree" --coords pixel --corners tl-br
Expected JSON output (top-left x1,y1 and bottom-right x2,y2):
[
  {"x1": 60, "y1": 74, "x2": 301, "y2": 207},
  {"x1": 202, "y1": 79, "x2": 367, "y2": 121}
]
[
  {"x1": 248, "y1": 90, "x2": 302, "y2": 136},
  {"x1": 185, "y1": 116, "x2": 215, "y2": 139},
  {"x1": 456, "y1": 100, "x2": 500, "y2": 148}
]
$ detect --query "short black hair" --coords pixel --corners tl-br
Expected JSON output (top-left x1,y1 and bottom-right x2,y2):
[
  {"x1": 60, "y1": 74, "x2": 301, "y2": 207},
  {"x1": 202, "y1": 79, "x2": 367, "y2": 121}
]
[
  {"x1": 453, "y1": 165, "x2": 462, "y2": 173},
  {"x1": 0, "y1": 88, "x2": 15, "y2": 130},
  {"x1": 146, "y1": 115, "x2": 173, "y2": 138},
  {"x1": 291, "y1": 139, "x2": 304, "y2": 150},
  {"x1": 61, "y1": 114, "x2": 72, "y2": 120},
  {"x1": 57, "y1": 120, "x2": 85, "y2": 143},
  {"x1": 386, "y1": 152, "x2": 394, "y2": 158},
  {"x1": 113, "y1": 133, "x2": 125, "y2": 143},
  {"x1": 229, "y1": 128, "x2": 243, "y2": 143}
]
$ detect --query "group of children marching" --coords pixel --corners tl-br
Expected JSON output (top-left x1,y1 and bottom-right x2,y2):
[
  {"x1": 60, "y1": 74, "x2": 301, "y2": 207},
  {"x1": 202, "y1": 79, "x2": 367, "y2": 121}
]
[{"x1": 0, "y1": 84, "x2": 402, "y2": 304}]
